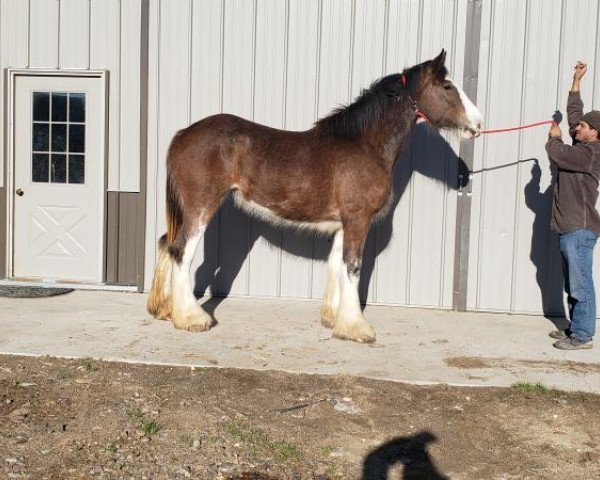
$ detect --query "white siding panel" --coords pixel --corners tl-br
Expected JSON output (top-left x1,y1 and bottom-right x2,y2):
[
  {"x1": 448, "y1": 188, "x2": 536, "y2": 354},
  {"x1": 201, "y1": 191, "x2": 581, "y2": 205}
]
[
  {"x1": 156, "y1": 0, "x2": 192, "y2": 245},
  {"x1": 559, "y1": 1, "x2": 598, "y2": 111},
  {"x1": 248, "y1": 0, "x2": 287, "y2": 297},
  {"x1": 0, "y1": 0, "x2": 30, "y2": 187},
  {"x1": 406, "y1": 1, "x2": 461, "y2": 307},
  {"x1": 59, "y1": 0, "x2": 90, "y2": 68},
  {"x1": 190, "y1": 0, "x2": 223, "y2": 119},
  {"x1": 29, "y1": 0, "x2": 59, "y2": 68},
  {"x1": 351, "y1": 0, "x2": 386, "y2": 303},
  {"x1": 189, "y1": 0, "x2": 223, "y2": 295},
  {"x1": 311, "y1": 0, "x2": 353, "y2": 300},
  {"x1": 218, "y1": 0, "x2": 255, "y2": 296},
  {"x1": 511, "y1": 0, "x2": 562, "y2": 315},
  {"x1": 119, "y1": 0, "x2": 141, "y2": 191},
  {"x1": 374, "y1": 0, "x2": 421, "y2": 305},
  {"x1": 279, "y1": 0, "x2": 319, "y2": 299},
  {"x1": 385, "y1": 0, "x2": 421, "y2": 72},
  {"x1": 90, "y1": 0, "x2": 120, "y2": 190},
  {"x1": 470, "y1": 1, "x2": 527, "y2": 311}
]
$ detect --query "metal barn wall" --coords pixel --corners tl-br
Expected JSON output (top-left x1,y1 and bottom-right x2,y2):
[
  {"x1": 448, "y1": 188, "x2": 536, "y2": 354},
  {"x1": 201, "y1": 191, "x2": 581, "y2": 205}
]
[
  {"x1": 0, "y1": 0, "x2": 143, "y2": 193},
  {"x1": 468, "y1": 0, "x2": 600, "y2": 314},
  {"x1": 144, "y1": 0, "x2": 471, "y2": 308}
]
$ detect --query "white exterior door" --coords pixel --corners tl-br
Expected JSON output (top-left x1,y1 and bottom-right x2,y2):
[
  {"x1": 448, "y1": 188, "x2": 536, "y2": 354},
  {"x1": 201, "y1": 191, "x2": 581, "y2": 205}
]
[{"x1": 12, "y1": 75, "x2": 105, "y2": 283}]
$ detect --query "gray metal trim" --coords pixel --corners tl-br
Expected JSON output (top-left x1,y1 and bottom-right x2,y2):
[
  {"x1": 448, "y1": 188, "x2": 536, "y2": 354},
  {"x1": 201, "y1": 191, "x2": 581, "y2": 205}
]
[
  {"x1": 453, "y1": 0, "x2": 482, "y2": 311},
  {"x1": 137, "y1": 0, "x2": 149, "y2": 291},
  {"x1": 1, "y1": 68, "x2": 6, "y2": 277},
  {"x1": 0, "y1": 188, "x2": 6, "y2": 277}
]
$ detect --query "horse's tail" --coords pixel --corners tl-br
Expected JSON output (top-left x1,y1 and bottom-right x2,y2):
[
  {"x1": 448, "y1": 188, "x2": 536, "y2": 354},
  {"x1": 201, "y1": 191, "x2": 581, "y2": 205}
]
[{"x1": 165, "y1": 141, "x2": 184, "y2": 248}]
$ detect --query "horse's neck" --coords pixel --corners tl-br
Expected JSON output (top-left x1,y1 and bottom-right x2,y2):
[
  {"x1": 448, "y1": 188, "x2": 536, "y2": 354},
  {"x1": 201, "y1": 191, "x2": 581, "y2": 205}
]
[{"x1": 363, "y1": 103, "x2": 416, "y2": 170}]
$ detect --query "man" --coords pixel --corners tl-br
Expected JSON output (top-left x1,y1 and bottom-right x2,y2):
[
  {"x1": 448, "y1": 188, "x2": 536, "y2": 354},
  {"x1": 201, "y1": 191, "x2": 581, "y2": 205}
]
[{"x1": 546, "y1": 61, "x2": 600, "y2": 350}]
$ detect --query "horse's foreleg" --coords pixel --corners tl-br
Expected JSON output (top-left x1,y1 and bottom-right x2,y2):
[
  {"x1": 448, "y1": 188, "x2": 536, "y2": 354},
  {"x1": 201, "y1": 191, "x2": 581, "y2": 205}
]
[
  {"x1": 332, "y1": 220, "x2": 375, "y2": 343},
  {"x1": 321, "y1": 229, "x2": 343, "y2": 328},
  {"x1": 170, "y1": 223, "x2": 214, "y2": 332},
  {"x1": 147, "y1": 235, "x2": 174, "y2": 320}
]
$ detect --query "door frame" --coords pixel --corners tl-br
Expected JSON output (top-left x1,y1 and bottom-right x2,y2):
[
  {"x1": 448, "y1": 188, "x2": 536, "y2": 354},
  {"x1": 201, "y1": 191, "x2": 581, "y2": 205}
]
[{"x1": 5, "y1": 69, "x2": 109, "y2": 284}]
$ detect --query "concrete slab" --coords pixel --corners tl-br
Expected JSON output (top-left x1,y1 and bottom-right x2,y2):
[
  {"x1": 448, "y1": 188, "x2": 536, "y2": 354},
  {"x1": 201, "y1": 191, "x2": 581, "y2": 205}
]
[{"x1": 1, "y1": 290, "x2": 599, "y2": 393}]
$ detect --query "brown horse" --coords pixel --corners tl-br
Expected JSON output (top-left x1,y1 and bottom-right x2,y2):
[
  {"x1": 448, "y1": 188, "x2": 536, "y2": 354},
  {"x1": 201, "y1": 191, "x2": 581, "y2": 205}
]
[{"x1": 147, "y1": 50, "x2": 482, "y2": 343}]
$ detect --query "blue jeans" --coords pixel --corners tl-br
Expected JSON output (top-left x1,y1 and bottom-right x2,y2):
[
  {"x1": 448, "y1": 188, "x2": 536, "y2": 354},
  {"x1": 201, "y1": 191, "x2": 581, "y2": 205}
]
[{"x1": 559, "y1": 229, "x2": 598, "y2": 342}]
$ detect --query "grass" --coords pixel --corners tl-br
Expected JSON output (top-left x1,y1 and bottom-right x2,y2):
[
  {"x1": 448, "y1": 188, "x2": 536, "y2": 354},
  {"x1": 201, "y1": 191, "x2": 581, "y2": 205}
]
[
  {"x1": 105, "y1": 444, "x2": 118, "y2": 454},
  {"x1": 512, "y1": 382, "x2": 550, "y2": 394},
  {"x1": 79, "y1": 358, "x2": 98, "y2": 372},
  {"x1": 179, "y1": 434, "x2": 195, "y2": 447},
  {"x1": 225, "y1": 420, "x2": 303, "y2": 462},
  {"x1": 126, "y1": 408, "x2": 160, "y2": 436},
  {"x1": 320, "y1": 445, "x2": 334, "y2": 457}
]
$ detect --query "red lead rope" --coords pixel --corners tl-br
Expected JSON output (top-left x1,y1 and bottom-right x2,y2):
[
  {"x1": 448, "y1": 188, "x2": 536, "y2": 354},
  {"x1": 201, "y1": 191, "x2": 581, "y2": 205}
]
[{"x1": 480, "y1": 120, "x2": 555, "y2": 134}]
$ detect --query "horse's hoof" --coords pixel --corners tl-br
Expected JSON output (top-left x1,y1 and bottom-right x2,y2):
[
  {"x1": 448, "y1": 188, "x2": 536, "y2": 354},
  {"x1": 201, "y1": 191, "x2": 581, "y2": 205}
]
[
  {"x1": 320, "y1": 304, "x2": 338, "y2": 328},
  {"x1": 333, "y1": 322, "x2": 376, "y2": 343},
  {"x1": 154, "y1": 306, "x2": 171, "y2": 321},
  {"x1": 171, "y1": 312, "x2": 213, "y2": 332},
  {"x1": 321, "y1": 316, "x2": 335, "y2": 329},
  {"x1": 173, "y1": 320, "x2": 212, "y2": 332}
]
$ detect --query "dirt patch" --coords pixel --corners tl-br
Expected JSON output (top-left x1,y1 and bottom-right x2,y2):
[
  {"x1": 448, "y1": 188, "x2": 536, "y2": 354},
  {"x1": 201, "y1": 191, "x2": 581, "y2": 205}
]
[
  {"x1": 445, "y1": 355, "x2": 600, "y2": 373},
  {"x1": 1, "y1": 354, "x2": 600, "y2": 479}
]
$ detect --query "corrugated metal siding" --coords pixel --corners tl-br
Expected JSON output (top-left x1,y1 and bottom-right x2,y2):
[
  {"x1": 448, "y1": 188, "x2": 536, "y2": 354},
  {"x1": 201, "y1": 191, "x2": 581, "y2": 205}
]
[
  {"x1": 468, "y1": 0, "x2": 600, "y2": 313},
  {"x1": 0, "y1": 0, "x2": 142, "y2": 192},
  {"x1": 144, "y1": 0, "x2": 468, "y2": 308}
]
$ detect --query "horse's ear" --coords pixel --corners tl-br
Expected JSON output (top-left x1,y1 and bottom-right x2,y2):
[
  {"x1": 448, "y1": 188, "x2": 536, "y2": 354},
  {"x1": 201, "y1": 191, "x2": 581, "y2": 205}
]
[
  {"x1": 430, "y1": 49, "x2": 447, "y2": 79},
  {"x1": 433, "y1": 49, "x2": 446, "y2": 69}
]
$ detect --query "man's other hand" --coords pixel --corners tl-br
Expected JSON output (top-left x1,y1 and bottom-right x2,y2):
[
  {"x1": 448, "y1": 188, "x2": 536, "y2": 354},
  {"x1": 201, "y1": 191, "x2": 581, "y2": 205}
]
[{"x1": 550, "y1": 124, "x2": 562, "y2": 138}]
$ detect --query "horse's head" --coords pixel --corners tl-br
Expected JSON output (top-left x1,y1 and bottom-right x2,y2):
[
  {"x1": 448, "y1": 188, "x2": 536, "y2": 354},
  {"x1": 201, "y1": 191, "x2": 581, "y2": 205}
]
[{"x1": 412, "y1": 50, "x2": 482, "y2": 139}]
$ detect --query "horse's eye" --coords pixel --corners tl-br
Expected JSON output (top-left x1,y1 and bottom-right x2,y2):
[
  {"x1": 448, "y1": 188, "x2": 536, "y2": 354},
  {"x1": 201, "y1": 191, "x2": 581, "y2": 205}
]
[{"x1": 443, "y1": 82, "x2": 453, "y2": 91}]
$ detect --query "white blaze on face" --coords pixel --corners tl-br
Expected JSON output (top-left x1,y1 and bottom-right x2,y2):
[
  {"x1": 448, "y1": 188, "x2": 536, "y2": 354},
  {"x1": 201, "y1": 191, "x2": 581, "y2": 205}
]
[{"x1": 448, "y1": 76, "x2": 482, "y2": 138}]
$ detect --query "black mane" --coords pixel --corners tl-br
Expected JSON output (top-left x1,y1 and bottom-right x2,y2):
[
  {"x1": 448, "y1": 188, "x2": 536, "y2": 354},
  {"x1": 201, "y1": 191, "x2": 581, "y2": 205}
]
[{"x1": 314, "y1": 65, "x2": 421, "y2": 140}]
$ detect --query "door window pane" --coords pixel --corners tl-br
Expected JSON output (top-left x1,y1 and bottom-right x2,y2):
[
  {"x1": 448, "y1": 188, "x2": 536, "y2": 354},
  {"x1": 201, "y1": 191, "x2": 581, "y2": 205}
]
[
  {"x1": 69, "y1": 93, "x2": 85, "y2": 122},
  {"x1": 32, "y1": 123, "x2": 49, "y2": 151},
  {"x1": 51, "y1": 154, "x2": 67, "y2": 183},
  {"x1": 32, "y1": 154, "x2": 49, "y2": 182},
  {"x1": 52, "y1": 93, "x2": 68, "y2": 121},
  {"x1": 33, "y1": 93, "x2": 49, "y2": 121},
  {"x1": 69, "y1": 155, "x2": 85, "y2": 184},
  {"x1": 52, "y1": 124, "x2": 67, "y2": 152},
  {"x1": 69, "y1": 124, "x2": 85, "y2": 153}
]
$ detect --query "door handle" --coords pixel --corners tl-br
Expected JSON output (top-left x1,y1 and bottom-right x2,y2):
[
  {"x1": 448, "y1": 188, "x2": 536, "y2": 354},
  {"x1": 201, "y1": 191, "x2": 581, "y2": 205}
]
[{"x1": 15, "y1": 188, "x2": 24, "y2": 197}]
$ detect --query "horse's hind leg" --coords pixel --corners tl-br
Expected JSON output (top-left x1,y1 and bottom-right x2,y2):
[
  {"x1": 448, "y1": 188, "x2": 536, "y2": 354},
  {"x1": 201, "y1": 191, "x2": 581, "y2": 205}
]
[
  {"x1": 332, "y1": 219, "x2": 376, "y2": 343},
  {"x1": 169, "y1": 220, "x2": 214, "y2": 332},
  {"x1": 321, "y1": 229, "x2": 343, "y2": 328},
  {"x1": 147, "y1": 235, "x2": 173, "y2": 320}
]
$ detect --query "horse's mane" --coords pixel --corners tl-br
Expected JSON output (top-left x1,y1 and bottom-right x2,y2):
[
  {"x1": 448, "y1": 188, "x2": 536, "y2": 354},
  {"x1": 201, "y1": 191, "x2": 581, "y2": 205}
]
[{"x1": 314, "y1": 65, "x2": 421, "y2": 140}]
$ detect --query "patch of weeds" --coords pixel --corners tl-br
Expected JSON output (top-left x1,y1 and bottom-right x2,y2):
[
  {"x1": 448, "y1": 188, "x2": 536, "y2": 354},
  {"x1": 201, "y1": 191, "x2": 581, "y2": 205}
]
[
  {"x1": 179, "y1": 434, "x2": 194, "y2": 447},
  {"x1": 79, "y1": 358, "x2": 98, "y2": 372},
  {"x1": 140, "y1": 419, "x2": 161, "y2": 436},
  {"x1": 105, "y1": 444, "x2": 118, "y2": 454},
  {"x1": 320, "y1": 445, "x2": 334, "y2": 457},
  {"x1": 512, "y1": 382, "x2": 550, "y2": 394},
  {"x1": 56, "y1": 371, "x2": 72, "y2": 381},
  {"x1": 127, "y1": 408, "x2": 144, "y2": 421},
  {"x1": 126, "y1": 408, "x2": 160, "y2": 436},
  {"x1": 225, "y1": 421, "x2": 303, "y2": 462}
]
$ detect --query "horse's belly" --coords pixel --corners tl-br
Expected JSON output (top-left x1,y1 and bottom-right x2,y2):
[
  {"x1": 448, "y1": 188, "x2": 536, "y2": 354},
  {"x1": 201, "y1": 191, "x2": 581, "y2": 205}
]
[{"x1": 232, "y1": 191, "x2": 341, "y2": 234}]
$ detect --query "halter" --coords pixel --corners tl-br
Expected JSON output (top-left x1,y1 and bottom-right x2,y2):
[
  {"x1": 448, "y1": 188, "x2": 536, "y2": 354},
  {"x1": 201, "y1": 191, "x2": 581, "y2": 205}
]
[{"x1": 400, "y1": 74, "x2": 430, "y2": 123}]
